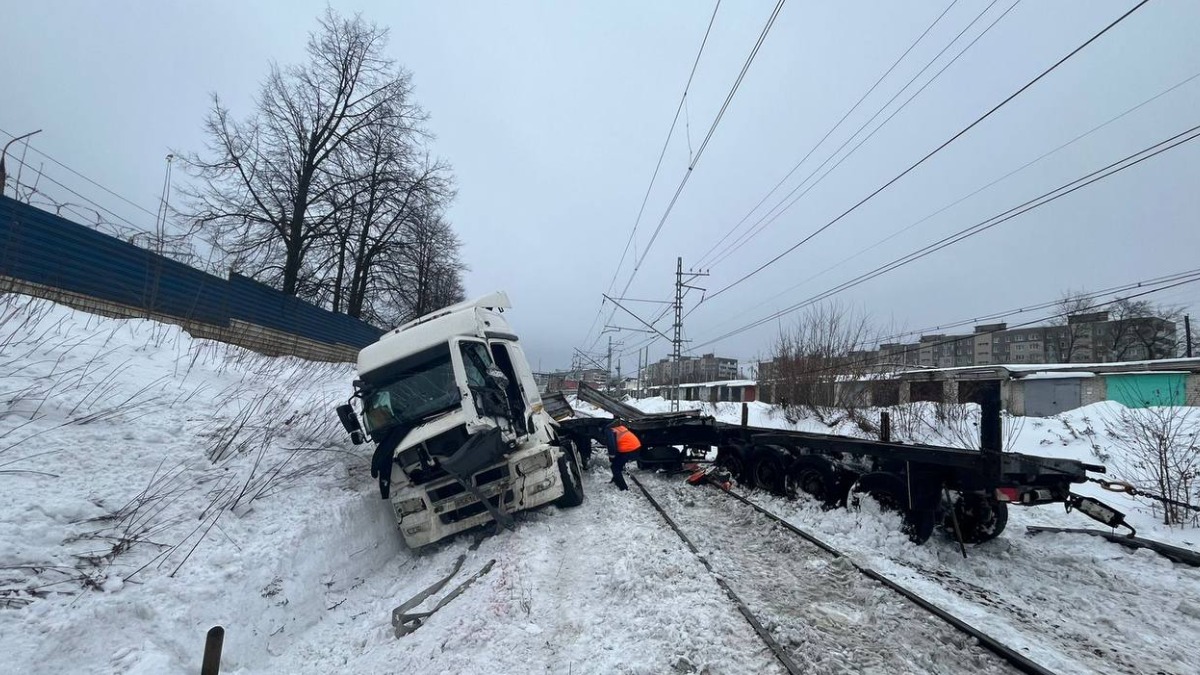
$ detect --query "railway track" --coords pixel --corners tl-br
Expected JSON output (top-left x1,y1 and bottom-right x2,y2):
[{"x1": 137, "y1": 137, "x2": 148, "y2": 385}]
[{"x1": 631, "y1": 472, "x2": 1053, "y2": 675}]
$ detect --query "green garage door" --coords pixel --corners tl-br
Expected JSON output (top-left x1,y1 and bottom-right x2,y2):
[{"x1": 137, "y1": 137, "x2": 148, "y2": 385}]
[{"x1": 1104, "y1": 372, "x2": 1186, "y2": 408}]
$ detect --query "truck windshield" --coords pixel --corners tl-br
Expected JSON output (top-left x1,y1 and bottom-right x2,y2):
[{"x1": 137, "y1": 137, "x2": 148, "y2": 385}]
[{"x1": 360, "y1": 345, "x2": 459, "y2": 434}]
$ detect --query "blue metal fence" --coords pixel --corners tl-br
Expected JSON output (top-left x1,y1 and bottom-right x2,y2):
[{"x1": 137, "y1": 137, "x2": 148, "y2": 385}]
[{"x1": 0, "y1": 195, "x2": 383, "y2": 349}]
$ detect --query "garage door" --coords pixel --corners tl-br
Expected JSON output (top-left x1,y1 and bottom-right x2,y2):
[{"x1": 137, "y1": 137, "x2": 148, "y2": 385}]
[{"x1": 1024, "y1": 379, "x2": 1083, "y2": 417}]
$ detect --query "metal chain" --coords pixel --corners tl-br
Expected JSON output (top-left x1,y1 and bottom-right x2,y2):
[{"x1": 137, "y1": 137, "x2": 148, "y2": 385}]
[{"x1": 1087, "y1": 477, "x2": 1200, "y2": 513}]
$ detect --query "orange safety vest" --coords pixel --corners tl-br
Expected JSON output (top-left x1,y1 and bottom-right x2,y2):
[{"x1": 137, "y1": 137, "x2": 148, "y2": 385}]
[{"x1": 612, "y1": 425, "x2": 641, "y2": 453}]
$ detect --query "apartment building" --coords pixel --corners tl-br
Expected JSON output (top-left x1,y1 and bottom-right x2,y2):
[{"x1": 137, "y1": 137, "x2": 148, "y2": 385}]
[
  {"x1": 643, "y1": 353, "x2": 738, "y2": 386},
  {"x1": 884, "y1": 312, "x2": 1178, "y2": 368}
]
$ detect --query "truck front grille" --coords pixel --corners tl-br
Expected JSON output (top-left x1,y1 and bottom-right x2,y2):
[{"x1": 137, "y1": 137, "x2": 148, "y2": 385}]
[
  {"x1": 427, "y1": 464, "x2": 512, "y2": 503},
  {"x1": 439, "y1": 490, "x2": 515, "y2": 525}
]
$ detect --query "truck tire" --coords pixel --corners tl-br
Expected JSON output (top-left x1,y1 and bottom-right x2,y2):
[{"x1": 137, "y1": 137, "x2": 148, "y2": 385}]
[
  {"x1": 789, "y1": 456, "x2": 842, "y2": 508},
  {"x1": 850, "y1": 472, "x2": 935, "y2": 545},
  {"x1": 556, "y1": 442, "x2": 585, "y2": 507},
  {"x1": 943, "y1": 492, "x2": 1008, "y2": 544}
]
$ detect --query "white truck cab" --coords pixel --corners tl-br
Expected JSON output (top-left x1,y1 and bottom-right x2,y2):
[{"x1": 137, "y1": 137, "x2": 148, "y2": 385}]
[{"x1": 336, "y1": 292, "x2": 584, "y2": 548}]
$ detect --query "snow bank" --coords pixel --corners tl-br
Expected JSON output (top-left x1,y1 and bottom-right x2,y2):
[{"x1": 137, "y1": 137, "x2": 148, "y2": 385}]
[{"x1": 0, "y1": 295, "x2": 785, "y2": 674}]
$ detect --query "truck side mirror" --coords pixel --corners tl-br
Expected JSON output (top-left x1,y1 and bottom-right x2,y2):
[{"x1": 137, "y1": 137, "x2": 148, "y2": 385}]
[{"x1": 336, "y1": 404, "x2": 364, "y2": 445}]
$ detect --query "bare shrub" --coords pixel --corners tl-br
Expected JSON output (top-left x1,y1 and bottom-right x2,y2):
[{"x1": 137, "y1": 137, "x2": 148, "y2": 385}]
[{"x1": 1093, "y1": 396, "x2": 1200, "y2": 526}]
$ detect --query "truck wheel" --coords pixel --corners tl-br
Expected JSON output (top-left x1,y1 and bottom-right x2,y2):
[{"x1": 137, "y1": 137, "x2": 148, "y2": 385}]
[
  {"x1": 789, "y1": 456, "x2": 842, "y2": 508},
  {"x1": 943, "y1": 492, "x2": 1008, "y2": 544},
  {"x1": 850, "y1": 472, "x2": 935, "y2": 545},
  {"x1": 556, "y1": 443, "x2": 585, "y2": 507}
]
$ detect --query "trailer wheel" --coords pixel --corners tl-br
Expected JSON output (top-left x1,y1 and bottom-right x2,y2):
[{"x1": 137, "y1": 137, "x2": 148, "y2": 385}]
[
  {"x1": 850, "y1": 472, "x2": 935, "y2": 544},
  {"x1": 943, "y1": 492, "x2": 1008, "y2": 544},
  {"x1": 556, "y1": 442, "x2": 585, "y2": 507},
  {"x1": 749, "y1": 451, "x2": 788, "y2": 495},
  {"x1": 716, "y1": 447, "x2": 747, "y2": 482},
  {"x1": 789, "y1": 456, "x2": 842, "y2": 508},
  {"x1": 636, "y1": 446, "x2": 684, "y2": 472}
]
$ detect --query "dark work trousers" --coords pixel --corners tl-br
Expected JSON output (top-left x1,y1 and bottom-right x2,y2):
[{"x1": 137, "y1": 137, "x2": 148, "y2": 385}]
[{"x1": 610, "y1": 451, "x2": 639, "y2": 490}]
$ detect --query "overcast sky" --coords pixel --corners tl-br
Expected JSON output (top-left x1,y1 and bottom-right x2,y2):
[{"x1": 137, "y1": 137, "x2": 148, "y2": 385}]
[{"x1": 4, "y1": 1, "x2": 1198, "y2": 373}]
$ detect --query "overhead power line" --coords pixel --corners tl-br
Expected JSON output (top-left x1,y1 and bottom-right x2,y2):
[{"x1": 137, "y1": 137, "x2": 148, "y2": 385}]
[
  {"x1": 615, "y1": 0, "x2": 788, "y2": 300},
  {"x1": 692, "y1": 0, "x2": 973, "y2": 269},
  {"x1": 693, "y1": 119, "x2": 1200, "y2": 349},
  {"x1": 869, "y1": 268, "x2": 1200, "y2": 347},
  {"x1": 702, "y1": 0, "x2": 1018, "y2": 272},
  {"x1": 695, "y1": 68, "x2": 1200, "y2": 333},
  {"x1": 581, "y1": 0, "x2": 725, "y2": 352},
  {"x1": 702, "y1": 0, "x2": 1150, "y2": 304},
  {"x1": 587, "y1": 0, "x2": 788, "y2": 356},
  {"x1": 760, "y1": 272, "x2": 1200, "y2": 381}
]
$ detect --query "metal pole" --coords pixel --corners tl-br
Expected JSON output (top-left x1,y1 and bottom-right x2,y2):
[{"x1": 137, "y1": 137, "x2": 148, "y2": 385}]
[
  {"x1": 1186, "y1": 314, "x2": 1193, "y2": 358},
  {"x1": 0, "y1": 129, "x2": 43, "y2": 196},
  {"x1": 606, "y1": 335, "x2": 613, "y2": 391},
  {"x1": 672, "y1": 257, "x2": 683, "y2": 412}
]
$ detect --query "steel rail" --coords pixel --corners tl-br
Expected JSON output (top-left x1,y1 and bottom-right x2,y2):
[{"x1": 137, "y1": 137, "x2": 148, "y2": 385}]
[
  {"x1": 629, "y1": 473, "x2": 804, "y2": 675},
  {"x1": 714, "y1": 484, "x2": 1058, "y2": 675}
]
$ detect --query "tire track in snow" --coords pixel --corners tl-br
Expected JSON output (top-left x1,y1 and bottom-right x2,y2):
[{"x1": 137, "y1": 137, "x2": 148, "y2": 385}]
[{"x1": 637, "y1": 474, "x2": 1021, "y2": 675}]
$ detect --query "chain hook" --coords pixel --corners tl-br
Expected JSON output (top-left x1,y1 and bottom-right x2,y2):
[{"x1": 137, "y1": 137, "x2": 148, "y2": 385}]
[{"x1": 1098, "y1": 479, "x2": 1136, "y2": 494}]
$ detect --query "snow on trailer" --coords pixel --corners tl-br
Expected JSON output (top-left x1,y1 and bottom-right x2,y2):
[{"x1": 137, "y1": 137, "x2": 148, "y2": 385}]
[{"x1": 565, "y1": 382, "x2": 1124, "y2": 546}]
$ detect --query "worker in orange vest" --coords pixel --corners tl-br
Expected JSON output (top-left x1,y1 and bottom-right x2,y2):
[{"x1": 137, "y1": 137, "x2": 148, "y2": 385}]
[{"x1": 604, "y1": 420, "x2": 642, "y2": 491}]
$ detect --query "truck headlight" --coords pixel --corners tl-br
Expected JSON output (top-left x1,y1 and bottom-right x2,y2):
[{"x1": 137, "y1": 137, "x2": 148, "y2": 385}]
[
  {"x1": 516, "y1": 450, "x2": 553, "y2": 476},
  {"x1": 397, "y1": 498, "x2": 427, "y2": 516}
]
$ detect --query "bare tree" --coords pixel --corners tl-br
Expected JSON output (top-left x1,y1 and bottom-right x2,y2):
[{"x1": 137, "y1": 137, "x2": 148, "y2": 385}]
[
  {"x1": 1048, "y1": 289, "x2": 1095, "y2": 363},
  {"x1": 1099, "y1": 297, "x2": 1181, "y2": 361},
  {"x1": 764, "y1": 302, "x2": 879, "y2": 421},
  {"x1": 183, "y1": 9, "x2": 424, "y2": 297}
]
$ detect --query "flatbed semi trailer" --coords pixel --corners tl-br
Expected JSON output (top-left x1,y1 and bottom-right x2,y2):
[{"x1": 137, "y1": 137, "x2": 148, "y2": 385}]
[{"x1": 558, "y1": 383, "x2": 1107, "y2": 544}]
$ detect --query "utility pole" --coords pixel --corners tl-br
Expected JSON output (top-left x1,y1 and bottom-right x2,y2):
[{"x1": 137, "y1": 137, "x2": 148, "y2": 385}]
[
  {"x1": 606, "y1": 335, "x2": 613, "y2": 390},
  {"x1": 671, "y1": 257, "x2": 708, "y2": 412},
  {"x1": 1186, "y1": 314, "x2": 1193, "y2": 358}
]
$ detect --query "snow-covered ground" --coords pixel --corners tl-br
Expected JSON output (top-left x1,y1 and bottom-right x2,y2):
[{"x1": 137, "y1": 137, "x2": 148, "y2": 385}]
[
  {"x1": 618, "y1": 395, "x2": 1200, "y2": 674},
  {"x1": 2, "y1": 293, "x2": 1198, "y2": 674},
  {"x1": 0, "y1": 296, "x2": 784, "y2": 674}
]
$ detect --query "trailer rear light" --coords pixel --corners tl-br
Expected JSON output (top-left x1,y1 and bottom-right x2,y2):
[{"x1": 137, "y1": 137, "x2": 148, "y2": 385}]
[
  {"x1": 397, "y1": 498, "x2": 427, "y2": 516},
  {"x1": 516, "y1": 450, "x2": 553, "y2": 476},
  {"x1": 995, "y1": 487, "x2": 1020, "y2": 503}
]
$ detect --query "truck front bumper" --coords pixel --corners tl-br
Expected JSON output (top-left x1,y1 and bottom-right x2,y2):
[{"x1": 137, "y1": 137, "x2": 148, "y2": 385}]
[{"x1": 392, "y1": 453, "x2": 564, "y2": 548}]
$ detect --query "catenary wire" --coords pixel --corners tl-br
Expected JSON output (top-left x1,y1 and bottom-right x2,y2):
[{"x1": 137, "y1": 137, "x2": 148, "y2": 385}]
[
  {"x1": 693, "y1": 120, "x2": 1200, "y2": 349},
  {"x1": 692, "y1": 0, "x2": 963, "y2": 269},
  {"x1": 701, "y1": 0, "x2": 1150, "y2": 304},
  {"x1": 580, "y1": 0, "x2": 725, "y2": 352},
  {"x1": 758, "y1": 273, "x2": 1200, "y2": 381},
  {"x1": 704, "y1": 0, "x2": 1018, "y2": 271},
  {"x1": 588, "y1": 0, "x2": 788, "y2": 356},
  {"x1": 693, "y1": 69, "x2": 1200, "y2": 332},
  {"x1": 0, "y1": 126, "x2": 162, "y2": 222}
]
